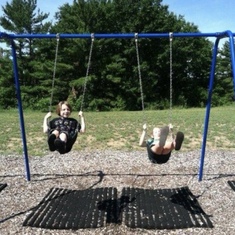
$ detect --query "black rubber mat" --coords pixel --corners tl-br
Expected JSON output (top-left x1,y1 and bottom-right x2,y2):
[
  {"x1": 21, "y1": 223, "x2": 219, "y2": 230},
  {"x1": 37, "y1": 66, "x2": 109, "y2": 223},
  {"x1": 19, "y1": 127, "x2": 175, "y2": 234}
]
[
  {"x1": 0, "y1": 183, "x2": 7, "y2": 192},
  {"x1": 121, "y1": 187, "x2": 213, "y2": 229},
  {"x1": 23, "y1": 187, "x2": 118, "y2": 229},
  {"x1": 228, "y1": 181, "x2": 235, "y2": 191}
]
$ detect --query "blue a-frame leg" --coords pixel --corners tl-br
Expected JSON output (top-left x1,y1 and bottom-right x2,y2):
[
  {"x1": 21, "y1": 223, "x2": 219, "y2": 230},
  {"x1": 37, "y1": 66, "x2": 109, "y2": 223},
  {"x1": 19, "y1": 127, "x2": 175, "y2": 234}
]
[
  {"x1": 198, "y1": 30, "x2": 235, "y2": 181},
  {"x1": 11, "y1": 40, "x2": 31, "y2": 181}
]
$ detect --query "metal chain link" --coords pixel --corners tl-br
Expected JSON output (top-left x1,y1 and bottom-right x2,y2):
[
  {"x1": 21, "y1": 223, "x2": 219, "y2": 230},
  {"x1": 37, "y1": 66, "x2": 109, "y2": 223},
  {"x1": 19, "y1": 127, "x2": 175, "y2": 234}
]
[
  {"x1": 135, "y1": 33, "x2": 146, "y2": 124},
  {"x1": 169, "y1": 32, "x2": 173, "y2": 124},
  {"x1": 49, "y1": 33, "x2": 60, "y2": 112},
  {"x1": 80, "y1": 33, "x2": 94, "y2": 111}
]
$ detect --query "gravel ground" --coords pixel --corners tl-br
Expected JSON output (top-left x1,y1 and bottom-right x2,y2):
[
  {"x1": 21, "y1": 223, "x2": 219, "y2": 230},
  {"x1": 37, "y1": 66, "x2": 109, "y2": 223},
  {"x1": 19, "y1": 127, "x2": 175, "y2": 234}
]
[{"x1": 1, "y1": 149, "x2": 235, "y2": 235}]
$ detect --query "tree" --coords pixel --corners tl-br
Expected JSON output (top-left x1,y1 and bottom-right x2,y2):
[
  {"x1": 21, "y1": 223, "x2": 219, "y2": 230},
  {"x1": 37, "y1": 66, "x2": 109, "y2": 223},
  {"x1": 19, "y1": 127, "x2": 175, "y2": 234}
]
[
  {"x1": 82, "y1": 0, "x2": 212, "y2": 110},
  {"x1": 212, "y1": 41, "x2": 234, "y2": 106},
  {"x1": 45, "y1": 0, "x2": 214, "y2": 110},
  {"x1": 0, "y1": 0, "x2": 216, "y2": 110},
  {"x1": 0, "y1": 49, "x2": 16, "y2": 108},
  {"x1": 0, "y1": 0, "x2": 52, "y2": 108}
]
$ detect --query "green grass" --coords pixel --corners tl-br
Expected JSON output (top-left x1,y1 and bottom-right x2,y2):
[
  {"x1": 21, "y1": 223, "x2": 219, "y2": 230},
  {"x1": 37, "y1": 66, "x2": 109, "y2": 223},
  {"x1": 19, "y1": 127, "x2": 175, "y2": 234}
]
[{"x1": 1, "y1": 106, "x2": 235, "y2": 156}]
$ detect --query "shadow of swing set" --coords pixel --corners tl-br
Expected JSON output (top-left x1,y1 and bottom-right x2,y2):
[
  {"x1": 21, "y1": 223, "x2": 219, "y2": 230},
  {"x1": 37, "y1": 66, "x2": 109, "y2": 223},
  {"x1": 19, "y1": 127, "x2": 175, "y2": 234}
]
[
  {"x1": 0, "y1": 183, "x2": 213, "y2": 230},
  {"x1": 22, "y1": 186, "x2": 213, "y2": 230},
  {"x1": 1, "y1": 31, "x2": 235, "y2": 182}
]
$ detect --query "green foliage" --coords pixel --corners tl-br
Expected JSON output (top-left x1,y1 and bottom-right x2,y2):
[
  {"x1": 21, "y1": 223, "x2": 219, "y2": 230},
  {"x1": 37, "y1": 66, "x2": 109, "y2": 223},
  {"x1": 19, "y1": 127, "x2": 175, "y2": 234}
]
[
  {"x1": 0, "y1": 0, "x2": 51, "y2": 34},
  {"x1": 0, "y1": 0, "x2": 234, "y2": 111},
  {"x1": 0, "y1": 53, "x2": 16, "y2": 108},
  {"x1": 213, "y1": 42, "x2": 235, "y2": 106},
  {"x1": 31, "y1": 97, "x2": 51, "y2": 111}
]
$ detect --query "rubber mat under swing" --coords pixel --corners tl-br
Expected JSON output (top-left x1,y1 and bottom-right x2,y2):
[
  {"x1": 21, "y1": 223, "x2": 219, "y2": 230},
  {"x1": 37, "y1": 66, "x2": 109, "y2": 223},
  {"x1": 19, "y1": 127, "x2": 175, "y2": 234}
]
[
  {"x1": 23, "y1": 187, "x2": 118, "y2": 229},
  {"x1": 0, "y1": 183, "x2": 7, "y2": 192},
  {"x1": 121, "y1": 186, "x2": 213, "y2": 229},
  {"x1": 228, "y1": 181, "x2": 235, "y2": 191}
]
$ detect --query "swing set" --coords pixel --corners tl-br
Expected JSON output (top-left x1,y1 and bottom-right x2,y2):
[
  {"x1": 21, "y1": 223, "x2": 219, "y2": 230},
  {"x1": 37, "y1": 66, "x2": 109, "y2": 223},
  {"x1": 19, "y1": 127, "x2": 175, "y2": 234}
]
[{"x1": 1, "y1": 31, "x2": 235, "y2": 182}]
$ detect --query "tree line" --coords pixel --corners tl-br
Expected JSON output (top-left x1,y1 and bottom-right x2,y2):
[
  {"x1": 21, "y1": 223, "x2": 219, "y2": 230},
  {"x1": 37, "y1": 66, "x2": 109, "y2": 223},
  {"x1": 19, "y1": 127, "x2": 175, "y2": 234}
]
[{"x1": 0, "y1": 0, "x2": 234, "y2": 111}]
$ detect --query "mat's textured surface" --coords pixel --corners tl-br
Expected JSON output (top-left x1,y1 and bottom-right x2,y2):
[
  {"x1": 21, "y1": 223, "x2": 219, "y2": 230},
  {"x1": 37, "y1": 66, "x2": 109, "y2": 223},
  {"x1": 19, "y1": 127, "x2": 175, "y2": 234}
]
[
  {"x1": 0, "y1": 183, "x2": 7, "y2": 192},
  {"x1": 122, "y1": 187, "x2": 213, "y2": 229},
  {"x1": 23, "y1": 186, "x2": 213, "y2": 230},
  {"x1": 228, "y1": 181, "x2": 235, "y2": 191},
  {"x1": 23, "y1": 187, "x2": 118, "y2": 229}
]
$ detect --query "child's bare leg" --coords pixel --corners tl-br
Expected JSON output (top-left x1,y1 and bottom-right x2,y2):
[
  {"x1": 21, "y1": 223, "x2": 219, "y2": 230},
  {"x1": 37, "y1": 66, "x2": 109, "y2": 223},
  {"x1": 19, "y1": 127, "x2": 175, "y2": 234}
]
[
  {"x1": 151, "y1": 140, "x2": 174, "y2": 155},
  {"x1": 159, "y1": 126, "x2": 169, "y2": 147},
  {"x1": 54, "y1": 132, "x2": 67, "y2": 154},
  {"x1": 59, "y1": 133, "x2": 67, "y2": 143},
  {"x1": 151, "y1": 126, "x2": 169, "y2": 154},
  {"x1": 153, "y1": 127, "x2": 169, "y2": 146},
  {"x1": 51, "y1": 130, "x2": 59, "y2": 138},
  {"x1": 161, "y1": 141, "x2": 174, "y2": 154},
  {"x1": 150, "y1": 144, "x2": 164, "y2": 154},
  {"x1": 153, "y1": 128, "x2": 161, "y2": 141},
  {"x1": 150, "y1": 128, "x2": 162, "y2": 154}
]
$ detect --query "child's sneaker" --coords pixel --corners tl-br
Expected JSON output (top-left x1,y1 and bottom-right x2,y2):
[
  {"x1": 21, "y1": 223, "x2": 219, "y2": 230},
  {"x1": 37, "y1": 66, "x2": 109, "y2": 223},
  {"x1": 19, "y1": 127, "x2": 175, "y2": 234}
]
[
  {"x1": 54, "y1": 138, "x2": 66, "y2": 154},
  {"x1": 175, "y1": 132, "x2": 184, "y2": 150},
  {"x1": 48, "y1": 134, "x2": 56, "y2": 151},
  {"x1": 159, "y1": 126, "x2": 169, "y2": 147}
]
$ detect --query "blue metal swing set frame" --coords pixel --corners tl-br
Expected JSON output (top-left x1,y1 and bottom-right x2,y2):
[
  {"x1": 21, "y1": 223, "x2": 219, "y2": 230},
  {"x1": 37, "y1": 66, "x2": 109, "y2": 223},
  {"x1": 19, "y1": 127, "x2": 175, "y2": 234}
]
[{"x1": 1, "y1": 31, "x2": 235, "y2": 182}]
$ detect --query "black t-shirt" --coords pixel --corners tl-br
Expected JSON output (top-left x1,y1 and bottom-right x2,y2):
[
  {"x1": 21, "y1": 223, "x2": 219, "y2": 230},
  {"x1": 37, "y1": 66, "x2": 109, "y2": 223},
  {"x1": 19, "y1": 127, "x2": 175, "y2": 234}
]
[{"x1": 48, "y1": 117, "x2": 81, "y2": 138}]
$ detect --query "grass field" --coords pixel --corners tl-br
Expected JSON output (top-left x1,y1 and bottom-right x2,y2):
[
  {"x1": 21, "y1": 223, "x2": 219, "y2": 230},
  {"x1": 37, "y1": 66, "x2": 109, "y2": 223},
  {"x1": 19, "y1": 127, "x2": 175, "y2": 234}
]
[{"x1": 1, "y1": 106, "x2": 235, "y2": 156}]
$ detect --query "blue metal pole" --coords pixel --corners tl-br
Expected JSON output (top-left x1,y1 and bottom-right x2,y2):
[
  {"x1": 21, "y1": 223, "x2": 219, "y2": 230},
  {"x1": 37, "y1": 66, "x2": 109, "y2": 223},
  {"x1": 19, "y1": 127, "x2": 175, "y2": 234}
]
[
  {"x1": 198, "y1": 38, "x2": 220, "y2": 181},
  {"x1": 227, "y1": 31, "x2": 235, "y2": 95},
  {"x1": 11, "y1": 40, "x2": 31, "y2": 181},
  {"x1": 0, "y1": 32, "x2": 233, "y2": 40}
]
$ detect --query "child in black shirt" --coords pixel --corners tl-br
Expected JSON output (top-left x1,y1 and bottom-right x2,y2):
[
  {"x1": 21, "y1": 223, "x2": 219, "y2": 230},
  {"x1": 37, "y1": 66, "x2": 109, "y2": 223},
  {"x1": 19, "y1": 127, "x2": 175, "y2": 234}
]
[{"x1": 43, "y1": 101, "x2": 85, "y2": 154}]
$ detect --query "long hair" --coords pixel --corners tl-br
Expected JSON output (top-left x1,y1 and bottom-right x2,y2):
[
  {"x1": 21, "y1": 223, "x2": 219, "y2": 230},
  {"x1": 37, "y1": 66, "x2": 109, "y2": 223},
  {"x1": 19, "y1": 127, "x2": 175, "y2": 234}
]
[{"x1": 56, "y1": 101, "x2": 72, "y2": 116}]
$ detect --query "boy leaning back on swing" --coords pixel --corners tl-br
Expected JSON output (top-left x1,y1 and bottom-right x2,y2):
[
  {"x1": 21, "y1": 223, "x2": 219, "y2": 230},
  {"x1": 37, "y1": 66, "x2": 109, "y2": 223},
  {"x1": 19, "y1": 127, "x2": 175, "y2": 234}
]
[
  {"x1": 43, "y1": 101, "x2": 86, "y2": 154},
  {"x1": 139, "y1": 123, "x2": 184, "y2": 164}
]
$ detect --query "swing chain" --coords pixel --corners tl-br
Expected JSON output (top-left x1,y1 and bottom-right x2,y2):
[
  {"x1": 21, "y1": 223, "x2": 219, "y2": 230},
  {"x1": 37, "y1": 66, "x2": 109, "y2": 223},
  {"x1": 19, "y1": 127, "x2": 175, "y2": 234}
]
[
  {"x1": 169, "y1": 32, "x2": 173, "y2": 124},
  {"x1": 135, "y1": 33, "x2": 146, "y2": 124},
  {"x1": 49, "y1": 33, "x2": 60, "y2": 113},
  {"x1": 80, "y1": 33, "x2": 94, "y2": 112}
]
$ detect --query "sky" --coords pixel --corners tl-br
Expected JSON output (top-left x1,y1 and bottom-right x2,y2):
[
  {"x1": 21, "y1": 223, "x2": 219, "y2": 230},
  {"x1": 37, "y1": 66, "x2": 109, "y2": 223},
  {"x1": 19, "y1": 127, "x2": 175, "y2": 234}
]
[
  {"x1": 162, "y1": 0, "x2": 235, "y2": 45},
  {"x1": 0, "y1": 0, "x2": 74, "y2": 48},
  {"x1": 0, "y1": 0, "x2": 235, "y2": 48},
  {"x1": 163, "y1": 0, "x2": 235, "y2": 33},
  {"x1": 0, "y1": 0, "x2": 74, "y2": 26}
]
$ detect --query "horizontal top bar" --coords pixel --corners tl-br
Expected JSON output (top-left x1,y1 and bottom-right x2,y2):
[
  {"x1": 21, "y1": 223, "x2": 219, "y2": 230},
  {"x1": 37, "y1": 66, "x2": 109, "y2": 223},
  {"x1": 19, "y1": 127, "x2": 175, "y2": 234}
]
[{"x1": 0, "y1": 31, "x2": 235, "y2": 39}]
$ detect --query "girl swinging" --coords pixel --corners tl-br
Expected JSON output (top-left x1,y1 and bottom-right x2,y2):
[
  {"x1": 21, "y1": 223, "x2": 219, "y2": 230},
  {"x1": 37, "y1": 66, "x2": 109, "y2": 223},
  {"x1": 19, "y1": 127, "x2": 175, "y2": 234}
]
[
  {"x1": 43, "y1": 101, "x2": 86, "y2": 154},
  {"x1": 139, "y1": 123, "x2": 184, "y2": 164}
]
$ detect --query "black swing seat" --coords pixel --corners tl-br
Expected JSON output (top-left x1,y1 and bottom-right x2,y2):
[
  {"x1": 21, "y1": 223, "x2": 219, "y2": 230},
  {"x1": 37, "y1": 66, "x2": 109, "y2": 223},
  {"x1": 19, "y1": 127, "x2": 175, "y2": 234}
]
[
  {"x1": 48, "y1": 117, "x2": 81, "y2": 154},
  {"x1": 48, "y1": 130, "x2": 78, "y2": 154}
]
